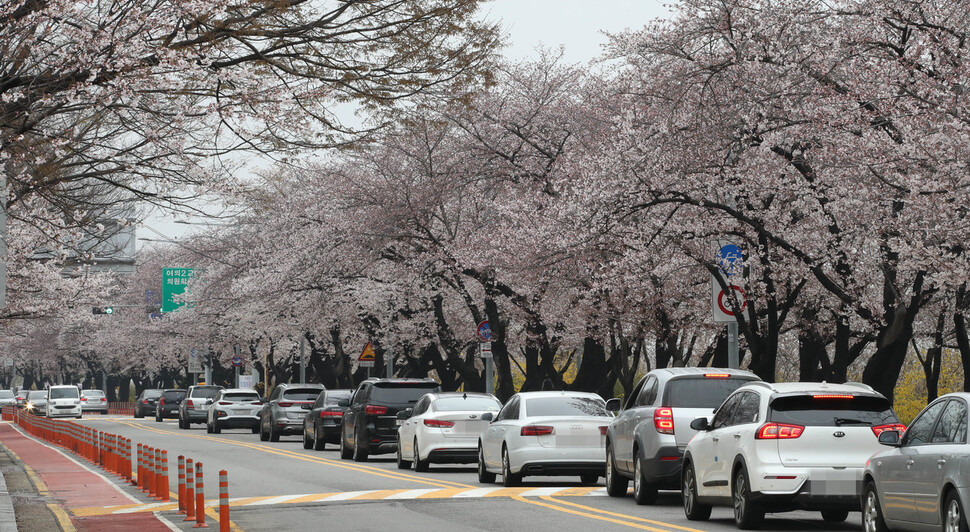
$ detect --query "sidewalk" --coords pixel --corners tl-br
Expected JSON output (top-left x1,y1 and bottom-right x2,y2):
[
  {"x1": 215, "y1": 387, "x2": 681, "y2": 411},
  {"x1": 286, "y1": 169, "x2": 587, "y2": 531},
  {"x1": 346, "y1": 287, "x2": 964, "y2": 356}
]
[{"x1": 0, "y1": 422, "x2": 174, "y2": 531}]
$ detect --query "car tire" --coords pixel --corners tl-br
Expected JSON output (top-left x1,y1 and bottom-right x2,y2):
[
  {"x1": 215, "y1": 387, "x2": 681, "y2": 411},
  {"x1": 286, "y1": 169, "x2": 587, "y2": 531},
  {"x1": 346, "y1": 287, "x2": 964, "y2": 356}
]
[
  {"x1": 413, "y1": 439, "x2": 429, "y2": 472},
  {"x1": 397, "y1": 447, "x2": 411, "y2": 469},
  {"x1": 502, "y1": 446, "x2": 521, "y2": 487},
  {"x1": 352, "y1": 431, "x2": 368, "y2": 462},
  {"x1": 179, "y1": 415, "x2": 188, "y2": 430},
  {"x1": 862, "y1": 481, "x2": 889, "y2": 532},
  {"x1": 340, "y1": 427, "x2": 353, "y2": 459},
  {"x1": 134, "y1": 408, "x2": 143, "y2": 419},
  {"x1": 251, "y1": 426, "x2": 260, "y2": 434},
  {"x1": 206, "y1": 421, "x2": 213, "y2": 433},
  {"x1": 76, "y1": 415, "x2": 82, "y2": 419},
  {"x1": 633, "y1": 454, "x2": 658, "y2": 505},
  {"x1": 733, "y1": 466, "x2": 765, "y2": 530},
  {"x1": 580, "y1": 474, "x2": 599, "y2": 485},
  {"x1": 259, "y1": 419, "x2": 269, "y2": 442},
  {"x1": 212, "y1": 421, "x2": 221, "y2": 434},
  {"x1": 944, "y1": 491, "x2": 969, "y2": 532},
  {"x1": 605, "y1": 444, "x2": 629, "y2": 497},
  {"x1": 477, "y1": 445, "x2": 495, "y2": 483},
  {"x1": 682, "y1": 461, "x2": 712, "y2": 521},
  {"x1": 155, "y1": 412, "x2": 162, "y2": 422},
  {"x1": 303, "y1": 431, "x2": 313, "y2": 449},
  {"x1": 313, "y1": 433, "x2": 325, "y2": 451},
  {"x1": 269, "y1": 420, "x2": 280, "y2": 442},
  {"x1": 821, "y1": 509, "x2": 848, "y2": 522}
]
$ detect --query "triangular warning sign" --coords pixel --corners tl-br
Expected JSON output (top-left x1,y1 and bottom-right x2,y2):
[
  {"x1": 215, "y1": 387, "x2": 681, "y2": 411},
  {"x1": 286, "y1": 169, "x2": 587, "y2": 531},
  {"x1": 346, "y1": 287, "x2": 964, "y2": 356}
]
[{"x1": 359, "y1": 342, "x2": 376, "y2": 362}]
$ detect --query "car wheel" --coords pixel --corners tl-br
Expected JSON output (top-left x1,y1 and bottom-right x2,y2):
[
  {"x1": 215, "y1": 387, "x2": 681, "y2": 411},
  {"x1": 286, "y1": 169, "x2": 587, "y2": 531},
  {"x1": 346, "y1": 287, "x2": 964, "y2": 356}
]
[
  {"x1": 502, "y1": 446, "x2": 520, "y2": 487},
  {"x1": 212, "y1": 420, "x2": 221, "y2": 434},
  {"x1": 682, "y1": 461, "x2": 712, "y2": 521},
  {"x1": 312, "y1": 432, "x2": 325, "y2": 451},
  {"x1": 413, "y1": 439, "x2": 429, "y2": 472},
  {"x1": 396, "y1": 447, "x2": 411, "y2": 469},
  {"x1": 862, "y1": 481, "x2": 889, "y2": 532},
  {"x1": 76, "y1": 415, "x2": 83, "y2": 419},
  {"x1": 352, "y1": 430, "x2": 368, "y2": 462},
  {"x1": 206, "y1": 421, "x2": 213, "y2": 433},
  {"x1": 179, "y1": 415, "x2": 188, "y2": 430},
  {"x1": 733, "y1": 466, "x2": 764, "y2": 530},
  {"x1": 269, "y1": 420, "x2": 280, "y2": 442},
  {"x1": 580, "y1": 474, "x2": 599, "y2": 485},
  {"x1": 605, "y1": 444, "x2": 629, "y2": 497},
  {"x1": 821, "y1": 509, "x2": 848, "y2": 522},
  {"x1": 944, "y1": 491, "x2": 969, "y2": 532},
  {"x1": 477, "y1": 445, "x2": 495, "y2": 484},
  {"x1": 303, "y1": 431, "x2": 313, "y2": 450},
  {"x1": 633, "y1": 454, "x2": 657, "y2": 505},
  {"x1": 251, "y1": 426, "x2": 260, "y2": 434},
  {"x1": 339, "y1": 427, "x2": 353, "y2": 459},
  {"x1": 155, "y1": 412, "x2": 162, "y2": 422},
  {"x1": 259, "y1": 418, "x2": 269, "y2": 442},
  {"x1": 134, "y1": 408, "x2": 143, "y2": 419}
]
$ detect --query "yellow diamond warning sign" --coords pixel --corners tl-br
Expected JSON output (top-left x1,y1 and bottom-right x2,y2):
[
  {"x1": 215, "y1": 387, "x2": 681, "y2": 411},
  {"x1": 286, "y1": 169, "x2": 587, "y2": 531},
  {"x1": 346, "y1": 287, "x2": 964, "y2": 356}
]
[{"x1": 358, "y1": 342, "x2": 376, "y2": 367}]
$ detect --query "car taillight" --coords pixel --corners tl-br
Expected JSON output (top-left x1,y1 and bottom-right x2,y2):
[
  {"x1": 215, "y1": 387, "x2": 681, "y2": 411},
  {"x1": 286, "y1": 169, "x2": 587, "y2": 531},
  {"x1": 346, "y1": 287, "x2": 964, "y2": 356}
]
[
  {"x1": 704, "y1": 373, "x2": 730, "y2": 378},
  {"x1": 320, "y1": 410, "x2": 343, "y2": 419},
  {"x1": 218, "y1": 401, "x2": 233, "y2": 405},
  {"x1": 521, "y1": 425, "x2": 554, "y2": 436},
  {"x1": 159, "y1": 398, "x2": 165, "y2": 405},
  {"x1": 80, "y1": 397, "x2": 87, "y2": 401},
  {"x1": 872, "y1": 423, "x2": 906, "y2": 437},
  {"x1": 254, "y1": 401, "x2": 264, "y2": 405},
  {"x1": 365, "y1": 405, "x2": 387, "y2": 415},
  {"x1": 142, "y1": 399, "x2": 149, "y2": 404},
  {"x1": 599, "y1": 426, "x2": 608, "y2": 435},
  {"x1": 424, "y1": 419, "x2": 455, "y2": 428},
  {"x1": 654, "y1": 407, "x2": 674, "y2": 434},
  {"x1": 812, "y1": 394, "x2": 854, "y2": 399},
  {"x1": 186, "y1": 400, "x2": 194, "y2": 408},
  {"x1": 756, "y1": 423, "x2": 804, "y2": 439},
  {"x1": 100, "y1": 398, "x2": 106, "y2": 402},
  {"x1": 278, "y1": 402, "x2": 294, "y2": 407}
]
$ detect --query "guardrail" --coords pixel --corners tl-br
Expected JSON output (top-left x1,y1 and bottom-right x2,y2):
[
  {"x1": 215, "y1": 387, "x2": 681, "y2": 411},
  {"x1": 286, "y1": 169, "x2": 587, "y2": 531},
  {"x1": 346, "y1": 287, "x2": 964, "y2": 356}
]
[
  {"x1": 0, "y1": 405, "x2": 230, "y2": 529},
  {"x1": 109, "y1": 402, "x2": 134, "y2": 415}
]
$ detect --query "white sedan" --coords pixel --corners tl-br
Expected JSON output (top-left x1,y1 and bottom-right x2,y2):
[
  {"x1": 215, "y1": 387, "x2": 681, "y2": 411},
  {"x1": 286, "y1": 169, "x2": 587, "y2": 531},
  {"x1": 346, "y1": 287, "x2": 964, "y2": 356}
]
[
  {"x1": 478, "y1": 391, "x2": 611, "y2": 486},
  {"x1": 396, "y1": 392, "x2": 502, "y2": 471}
]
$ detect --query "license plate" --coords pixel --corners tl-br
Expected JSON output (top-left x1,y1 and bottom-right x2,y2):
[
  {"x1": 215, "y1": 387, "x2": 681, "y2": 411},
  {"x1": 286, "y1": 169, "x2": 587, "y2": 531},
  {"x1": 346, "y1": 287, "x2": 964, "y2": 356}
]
[{"x1": 396, "y1": 419, "x2": 404, "y2": 425}]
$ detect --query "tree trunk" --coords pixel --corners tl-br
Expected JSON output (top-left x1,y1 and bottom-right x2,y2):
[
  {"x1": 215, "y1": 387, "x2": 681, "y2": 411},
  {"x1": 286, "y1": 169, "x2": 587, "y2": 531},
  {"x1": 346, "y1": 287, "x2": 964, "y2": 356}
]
[
  {"x1": 569, "y1": 336, "x2": 608, "y2": 394},
  {"x1": 484, "y1": 297, "x2": 515, "y2": 401}
]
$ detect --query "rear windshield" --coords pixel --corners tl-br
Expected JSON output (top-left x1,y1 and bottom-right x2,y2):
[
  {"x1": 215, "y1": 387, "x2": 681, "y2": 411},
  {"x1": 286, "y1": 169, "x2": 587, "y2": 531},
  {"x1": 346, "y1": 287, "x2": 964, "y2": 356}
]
[
  {"x1": 81, "y1": 390, "x2": 105, "y2": 398},
  {"x1": 49, "y1": 387, "x2": 79, "y2": 399},
  {"x1": 371, "y1": 383, "x2": 440, "y2": 403},
  {"x1": 525, "y1": 397, "x2": 610, "y2": 417},
  {"x1": 324, "y1": 391, "x2": 352, "y2": 406},
  {"x1": 282, "y1": 389, "x2": 323, "y2": 401},
  {"x1": 27, "y1": 391, "x2": 46, "y2": 400},
  {"x1": 0, "y1": 390, "x2": 14, "y2": 399},
  {"x1": 434, "y1": 396, "x2": 502, "y2": 412},
  {"x1": 664, "y1": 377, "x2": 756, "y2": 408},
  {"x1": 143, "y1": 390, "x2": 163, "y2": 399},
  {"x1": 190, "y1": 387, "x2": 221, "y2": 399},
  {"x1": 163, "y1": 390, "x2": 186, "y2": 400},
  {"x1": 223, "y1": 392, "x2": 260, "y2": 402},
  {"x1": 769, "y1": 395, "x2": 898, "y2": 426}
]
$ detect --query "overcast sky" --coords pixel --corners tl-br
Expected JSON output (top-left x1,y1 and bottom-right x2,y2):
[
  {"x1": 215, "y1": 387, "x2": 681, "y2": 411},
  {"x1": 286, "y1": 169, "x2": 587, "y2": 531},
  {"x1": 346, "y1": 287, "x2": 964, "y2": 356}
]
[{"x1": 142, "y1": 1, "x2": 674, "y2": 245}]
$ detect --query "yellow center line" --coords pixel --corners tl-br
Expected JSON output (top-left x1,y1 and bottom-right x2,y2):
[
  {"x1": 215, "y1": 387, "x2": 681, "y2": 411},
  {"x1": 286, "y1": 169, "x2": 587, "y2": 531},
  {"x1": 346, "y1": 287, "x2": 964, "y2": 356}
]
[
  {"x1": 539, "y1": 496, "x2": 712, "y2": 532},
  {"x1": 511, "y1": 495, "x2": 680, "y2": 532}
]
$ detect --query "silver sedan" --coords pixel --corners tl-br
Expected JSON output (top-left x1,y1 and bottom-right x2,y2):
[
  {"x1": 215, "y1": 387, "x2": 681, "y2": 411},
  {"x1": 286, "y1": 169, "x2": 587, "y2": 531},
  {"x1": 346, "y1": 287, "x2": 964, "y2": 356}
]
[{"x1": 862, "y1": 392, "x2": 970, "y2": 532}]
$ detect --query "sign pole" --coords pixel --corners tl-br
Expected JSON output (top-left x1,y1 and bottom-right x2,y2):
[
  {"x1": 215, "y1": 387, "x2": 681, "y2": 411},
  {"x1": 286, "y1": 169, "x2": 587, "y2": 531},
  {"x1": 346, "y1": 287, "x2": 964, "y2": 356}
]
[
  {"x1": 485, "y1": 343, "x2": 493, "y2": 395},
  {"x1": 728, "y1": 322, "x2": 739, "y2": 369},
  {"x1": 299, "y1": 336, "x2": 306, "y2": 384}
]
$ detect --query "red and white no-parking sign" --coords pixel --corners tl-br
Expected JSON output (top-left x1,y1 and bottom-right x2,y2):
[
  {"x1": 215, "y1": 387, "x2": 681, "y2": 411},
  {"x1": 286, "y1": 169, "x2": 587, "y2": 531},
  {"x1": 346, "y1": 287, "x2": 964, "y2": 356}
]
[
  {"x1": 715, "y1": 284, "x2": 747, "y2": 318},
  {"x1": 711, "y1": 239, "x2": 749, "y2": 323}
]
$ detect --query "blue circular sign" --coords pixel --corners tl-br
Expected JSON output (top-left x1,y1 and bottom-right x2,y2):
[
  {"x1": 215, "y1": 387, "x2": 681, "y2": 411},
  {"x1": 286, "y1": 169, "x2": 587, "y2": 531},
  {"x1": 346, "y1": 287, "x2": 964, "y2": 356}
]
[
  {"x1": 717, "y1": 244, "x2": 743, "y2": 277},
  {"x1": 476, "y1": 321, "x2": 492, "y2": 342},
  {"x1": 232, "y1": 355, "x2": 243, "y2": 367}
]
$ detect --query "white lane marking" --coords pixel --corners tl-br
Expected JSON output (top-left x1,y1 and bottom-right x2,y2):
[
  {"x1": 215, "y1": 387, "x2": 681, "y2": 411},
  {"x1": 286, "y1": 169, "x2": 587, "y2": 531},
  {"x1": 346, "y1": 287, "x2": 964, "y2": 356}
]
[
  {"x1": 385, "y1": 489, "x2": 440, "y2": 499},
  {"x1": 452, "y1": 488, "x2": 498, "y2": 498}
]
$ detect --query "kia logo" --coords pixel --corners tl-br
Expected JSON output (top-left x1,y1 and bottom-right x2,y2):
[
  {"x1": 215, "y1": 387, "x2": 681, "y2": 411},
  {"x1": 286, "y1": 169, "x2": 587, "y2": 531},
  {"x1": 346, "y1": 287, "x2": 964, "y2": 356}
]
[{"x1": 833, "y1": 431, "x2": 846, "y2": 438}]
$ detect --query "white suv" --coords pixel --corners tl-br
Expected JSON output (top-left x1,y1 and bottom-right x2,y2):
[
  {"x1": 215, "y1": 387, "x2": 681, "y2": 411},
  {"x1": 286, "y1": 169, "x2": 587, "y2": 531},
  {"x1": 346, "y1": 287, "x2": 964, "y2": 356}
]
[
  {"x1": 682, "y1": 381, "x2": 904, "y2": 529},
  {"x1": 46, "y1": 385, "x2": 82, "y2": 418}
]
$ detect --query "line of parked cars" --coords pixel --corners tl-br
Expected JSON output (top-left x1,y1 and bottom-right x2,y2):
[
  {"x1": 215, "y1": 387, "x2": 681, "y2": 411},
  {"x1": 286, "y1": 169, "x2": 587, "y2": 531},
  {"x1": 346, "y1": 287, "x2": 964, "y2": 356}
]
[
  {"x1": 129, "y1": 369, "x2": 969, "y2": 532},
  {"x1": 9, "y1": 385, "x2": 110, "y2": 418}
]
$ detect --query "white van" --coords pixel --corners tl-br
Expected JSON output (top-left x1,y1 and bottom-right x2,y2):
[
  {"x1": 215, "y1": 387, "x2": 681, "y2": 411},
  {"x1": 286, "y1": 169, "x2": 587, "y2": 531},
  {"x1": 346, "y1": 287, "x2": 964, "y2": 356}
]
[{"x1": 47, "y1": 385, "x2": 82, "y2": 418}]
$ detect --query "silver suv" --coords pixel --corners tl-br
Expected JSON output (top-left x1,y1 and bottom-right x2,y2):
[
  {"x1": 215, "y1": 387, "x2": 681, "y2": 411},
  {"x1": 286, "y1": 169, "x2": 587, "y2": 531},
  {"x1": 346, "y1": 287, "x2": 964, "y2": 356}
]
[
  {"x1": 178, "y1": 385, "x2": 224, "y2": 429},
  {"x1": 259, "y1": 383, "x2": 325, "y2": 442},
  {"x1": 206, "y1": 388, "x2": 263, "y2": 434},
  {"x1": 605, "y1": 367, "x2": 759, "y2": 504}
]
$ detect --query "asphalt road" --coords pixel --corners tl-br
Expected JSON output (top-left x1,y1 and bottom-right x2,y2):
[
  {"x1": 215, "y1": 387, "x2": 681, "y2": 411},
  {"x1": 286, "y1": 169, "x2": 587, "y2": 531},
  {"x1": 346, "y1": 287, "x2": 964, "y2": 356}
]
[{"x1": 77, "y1": 415, "x2": 864, "y2": 532}]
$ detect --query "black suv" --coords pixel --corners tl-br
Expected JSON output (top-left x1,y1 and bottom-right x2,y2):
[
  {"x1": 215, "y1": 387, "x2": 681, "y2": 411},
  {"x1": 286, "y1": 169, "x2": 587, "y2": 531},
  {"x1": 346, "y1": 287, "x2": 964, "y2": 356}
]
[
  {"x1": 155, "y1": 389, "x2": 187, "y2": 421},
  {"x1": 134, "y1": 389, "x2": 163, "y2": 418},
  {"x1": 340, "y1": 378, "x2": 441, "y2": 462}
]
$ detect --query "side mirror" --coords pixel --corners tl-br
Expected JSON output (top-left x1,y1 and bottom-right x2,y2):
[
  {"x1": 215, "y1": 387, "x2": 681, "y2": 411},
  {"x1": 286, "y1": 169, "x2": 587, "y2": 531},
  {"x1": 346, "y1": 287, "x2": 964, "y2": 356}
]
[
  {"x1": 481, "y1": 412, "x2": 494, "y2": 422},
  {"x1": 878, "y1": 430, "x2": 901, "y2": 446},
  {"x1": 605, "y1": 398, "x2": 622, "y2": 412},
  {"x1": 690, "y1": 417, "x2": 711, "y2": 431},
  {"x1": 337, "y1": 399, "x2": 350, "y2": 407},
  {"x1": 397, "y1": 408, "x2": 413, "y2": 420}
]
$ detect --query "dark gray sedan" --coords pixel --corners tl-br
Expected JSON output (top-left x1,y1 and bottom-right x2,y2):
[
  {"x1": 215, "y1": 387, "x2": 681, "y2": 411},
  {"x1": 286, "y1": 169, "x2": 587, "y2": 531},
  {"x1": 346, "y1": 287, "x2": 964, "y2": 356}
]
[{"x1": 862, "y1": 392, "x2": 970, "y2": 532}]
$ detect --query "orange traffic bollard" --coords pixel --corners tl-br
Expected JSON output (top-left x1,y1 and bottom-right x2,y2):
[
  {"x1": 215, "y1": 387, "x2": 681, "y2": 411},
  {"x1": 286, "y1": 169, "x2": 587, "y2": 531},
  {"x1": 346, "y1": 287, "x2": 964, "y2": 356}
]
[
  {"x1": 219, "y1": 470, "x2": 229, "y2": 532},
  {"x1": 194, "y1": 461, "x2": 207, "y2": 528},
  {"x1": 159, "y1": 450, "x2": 170, "y2": 501},
  {"x1": 154, "y1": 448, "x2": 163, "y2": 500},
  {"x1": 137, "y1": 444, "x2": 144, "y2": 489},
  {"x1": 178, "y1": 455, "x2": 186, "y2": 514},
  {"x1": 184, "y1": 459, "x2": 195, "y2": 521},
  {"x1": 146, "y1": 446, "x2": 156, "y2": 497}
]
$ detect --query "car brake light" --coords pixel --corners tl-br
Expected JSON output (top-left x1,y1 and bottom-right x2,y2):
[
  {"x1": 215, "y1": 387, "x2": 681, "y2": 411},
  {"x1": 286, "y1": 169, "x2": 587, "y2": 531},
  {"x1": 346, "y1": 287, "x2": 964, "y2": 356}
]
[
  {"x1": 365, "y1": 405, "x2": 387, "y2": 415},
  {"x1": 159, "y1": 398, "x2": 165, "y2": 405},
  {"x1": 424, "y1": 419, "x2": 455, "y2": 428},
  {"x1": 100, "y1": 398, "x2": 106, "y2": 402},
  {"x1": 872, "y1": 423, "x2": 906, "y2": 436},
  {"x1": 80, "y1": 397, "x2": 87, "y2": 401},
  {"x1": 320, "y1": 410, "x2": 343, "y2": 419},
  {"x1": 218, "y1": 401, "x2": 233, "y2": 405},
  {"x1": 704, "y1": 373, "x2": 730, "y2": 378},
  {"x1": 654, "y1": 407, "x2": 674, "y2": 434},
  {"x1": 142, "y1": 399, "x2": 149, "y2": 404},
  {"x1": 278, "y1": 402, "x2": 294, "y2": 407},
  {"x1": 521, "y1": 425, "x2": 554, "y2": 436},
  {"x1": 812, "y1": 394, "x2": 854, "y2": 399},
  {"x1": 186, "y1": 399, "x2": 194, "y2": 408},
  {"x1": 599, "y1": 426, "x2": 608, "y2": 435},
  {"x1": 757, "y1": 423, "x2": 804, "y2": 439}
]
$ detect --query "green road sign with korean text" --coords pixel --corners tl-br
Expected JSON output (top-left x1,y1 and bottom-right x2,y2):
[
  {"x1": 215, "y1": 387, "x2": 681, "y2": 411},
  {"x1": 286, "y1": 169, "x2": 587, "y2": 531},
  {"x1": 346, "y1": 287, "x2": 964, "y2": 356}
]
[{"x1": 161, "y1": 268, "x2": 196, "y2": 312}]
